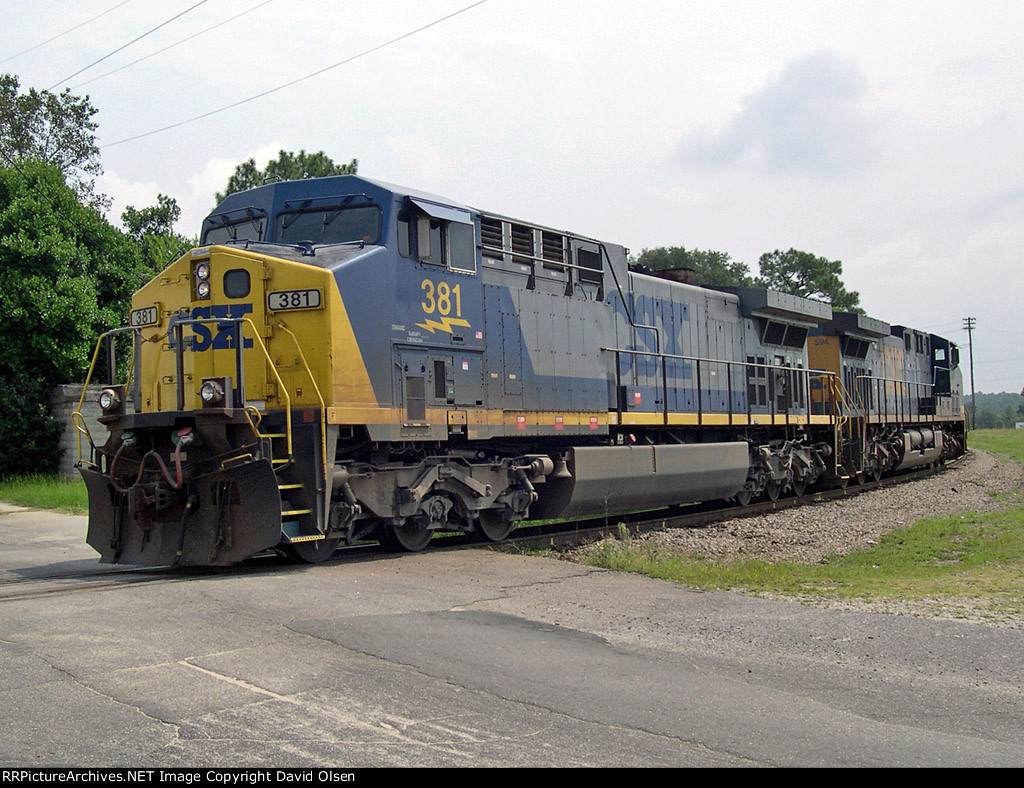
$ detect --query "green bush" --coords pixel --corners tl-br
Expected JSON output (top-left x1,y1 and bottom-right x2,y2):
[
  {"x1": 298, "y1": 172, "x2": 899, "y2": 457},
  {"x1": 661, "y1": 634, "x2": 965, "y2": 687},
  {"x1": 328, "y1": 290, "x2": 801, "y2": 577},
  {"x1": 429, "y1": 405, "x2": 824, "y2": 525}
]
[{"x1": 0, "y1": 162, "x2": 149, "y2": 478}]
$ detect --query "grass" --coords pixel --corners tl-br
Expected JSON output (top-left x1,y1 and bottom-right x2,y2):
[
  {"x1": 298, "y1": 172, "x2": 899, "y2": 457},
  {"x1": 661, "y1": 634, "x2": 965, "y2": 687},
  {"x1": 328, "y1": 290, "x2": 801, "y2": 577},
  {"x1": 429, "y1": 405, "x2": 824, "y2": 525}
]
[
  {"x1": 970, "y1": 429, "x2": 1024, "y2": 463},
  {"x1": 0, "y1": 474, "x2": 89, "y2": 514},
  {"x1": 577, "y1": 432, "x2": 1024, "y2": 616},
  {"x1": 583, "y1": 512, "x2": 1024, "y2": 608}
]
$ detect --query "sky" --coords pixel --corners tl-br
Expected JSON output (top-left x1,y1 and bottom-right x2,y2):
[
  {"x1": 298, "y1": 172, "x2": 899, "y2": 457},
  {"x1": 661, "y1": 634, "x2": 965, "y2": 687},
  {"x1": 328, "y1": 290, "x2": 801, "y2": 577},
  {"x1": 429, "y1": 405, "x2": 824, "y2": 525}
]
[{"x1": 2, "y1": 0, "x2": 1022, "y2": 394}]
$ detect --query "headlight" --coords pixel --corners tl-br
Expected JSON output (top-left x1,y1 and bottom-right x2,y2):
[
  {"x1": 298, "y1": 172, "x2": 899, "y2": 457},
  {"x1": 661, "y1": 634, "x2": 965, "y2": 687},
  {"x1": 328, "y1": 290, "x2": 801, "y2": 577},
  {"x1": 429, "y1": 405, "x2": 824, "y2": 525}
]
[
  {"x1": 200, "y1": 378, "x2": 226, "y2": 407},
  {"x1": 98, "y1": 386, "x2": 124, "y2": 415},
  {"x1": 194, "y1": 261, "x2": 212, "y2": 300}
]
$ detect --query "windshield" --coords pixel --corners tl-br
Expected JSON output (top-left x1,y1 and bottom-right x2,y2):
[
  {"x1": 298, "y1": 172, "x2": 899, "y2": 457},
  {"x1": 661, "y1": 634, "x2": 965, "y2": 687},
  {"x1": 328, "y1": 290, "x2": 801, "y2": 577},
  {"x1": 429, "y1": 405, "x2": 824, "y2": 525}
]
[
  {"x1": 276, "y1": 204, "x2": 382, "y2": 245},
  {"x1": 203, "y1": 216, "x2": 266, "y2": 245}
]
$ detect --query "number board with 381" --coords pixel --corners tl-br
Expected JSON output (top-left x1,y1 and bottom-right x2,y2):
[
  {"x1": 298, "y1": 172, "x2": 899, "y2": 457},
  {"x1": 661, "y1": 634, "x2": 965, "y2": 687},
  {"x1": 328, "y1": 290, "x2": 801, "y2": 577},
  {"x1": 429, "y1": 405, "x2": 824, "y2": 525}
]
[{"x1": 268, "y1": 289, "x2": 322, "y2": 312}]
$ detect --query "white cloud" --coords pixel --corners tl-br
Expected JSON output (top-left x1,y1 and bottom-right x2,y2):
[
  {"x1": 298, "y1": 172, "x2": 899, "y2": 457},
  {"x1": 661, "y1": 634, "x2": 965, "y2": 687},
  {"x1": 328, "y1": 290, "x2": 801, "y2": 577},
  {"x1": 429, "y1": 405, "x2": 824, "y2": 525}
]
[
  {"x1": 678, "y1": 51, "x2": 878, "y2": 178},
  {"x1": 94, "y1": 171, "x2": 164, "y2": 231},
  {"x1": 180, "y1": 142, "x2": 285, "y2": 235}
]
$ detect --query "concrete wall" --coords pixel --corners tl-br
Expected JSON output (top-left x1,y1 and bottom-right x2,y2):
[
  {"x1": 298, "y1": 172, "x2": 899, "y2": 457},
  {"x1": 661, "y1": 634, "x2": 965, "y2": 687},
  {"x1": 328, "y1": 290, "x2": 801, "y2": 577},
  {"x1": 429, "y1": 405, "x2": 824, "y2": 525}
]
[{"x1": 47, "y1": 385, "x2": 111, "y2": 479}]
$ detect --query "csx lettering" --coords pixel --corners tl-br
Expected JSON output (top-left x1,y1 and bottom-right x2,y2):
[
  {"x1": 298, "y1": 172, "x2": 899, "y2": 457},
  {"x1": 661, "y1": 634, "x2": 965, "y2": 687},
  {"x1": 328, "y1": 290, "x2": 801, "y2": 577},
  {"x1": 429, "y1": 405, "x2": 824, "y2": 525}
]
[
  {"x1": 178, "y1": 304, "x2": 254, "y2": 352},
  {"x1": 420, "y1": 279, "x2": 462, "y2": 317}
]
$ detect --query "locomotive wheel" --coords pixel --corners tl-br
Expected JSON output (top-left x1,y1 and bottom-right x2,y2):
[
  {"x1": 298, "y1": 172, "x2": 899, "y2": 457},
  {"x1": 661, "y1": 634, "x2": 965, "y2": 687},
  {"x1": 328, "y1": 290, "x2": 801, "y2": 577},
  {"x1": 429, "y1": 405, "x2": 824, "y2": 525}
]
[
  {"x1": 791, "y1": 479, "x2": 807, "y2": 498},
  {"x1": 475, "y1": 510, "x2": 516, "y2": 542},
  {"x1": 376, "y1": 519, "x2": 433, "y2": 552},
  {"x1": 285, "y1": 537, "x2": 341, "y2": 564},
  {"x1": 733, "y1": 490, "x2": 753, "y2": 506},
  {"x1": 765, "y1": 481, "x2": 782, "y2": 502}
]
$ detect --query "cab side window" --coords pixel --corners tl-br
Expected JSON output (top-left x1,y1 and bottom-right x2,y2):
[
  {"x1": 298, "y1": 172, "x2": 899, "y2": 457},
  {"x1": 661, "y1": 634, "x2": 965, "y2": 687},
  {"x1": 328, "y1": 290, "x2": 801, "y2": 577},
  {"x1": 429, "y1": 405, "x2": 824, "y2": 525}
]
[{"x1": 403, "y1": 205, "x2": 477, "y2": 274}]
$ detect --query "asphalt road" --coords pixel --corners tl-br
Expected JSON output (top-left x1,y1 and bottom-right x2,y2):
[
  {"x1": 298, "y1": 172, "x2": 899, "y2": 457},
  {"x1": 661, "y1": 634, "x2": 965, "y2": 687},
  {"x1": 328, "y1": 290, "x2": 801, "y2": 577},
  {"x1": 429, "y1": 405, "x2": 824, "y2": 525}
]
[{"x1": 1, "y1": 503, "x2": 1023, "y2": 767}]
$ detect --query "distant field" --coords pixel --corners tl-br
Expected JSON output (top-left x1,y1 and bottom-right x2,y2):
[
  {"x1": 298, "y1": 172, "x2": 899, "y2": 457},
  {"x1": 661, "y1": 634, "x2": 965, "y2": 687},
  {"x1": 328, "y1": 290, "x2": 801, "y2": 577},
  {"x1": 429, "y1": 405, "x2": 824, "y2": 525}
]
[
  {"x1": 970, "y1": 429, "x2": 1024, "y2": 463},
  {"x1": 0, "y1": 474, "x2": 88, "y2": 514}
]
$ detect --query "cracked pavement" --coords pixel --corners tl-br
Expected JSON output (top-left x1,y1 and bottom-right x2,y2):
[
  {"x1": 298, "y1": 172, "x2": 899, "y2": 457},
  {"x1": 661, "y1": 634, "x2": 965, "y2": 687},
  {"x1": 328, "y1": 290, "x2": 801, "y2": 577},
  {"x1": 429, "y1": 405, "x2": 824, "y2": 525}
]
[{"x1": 2, "y1": 506, "x2": 1024, "y2": 767}]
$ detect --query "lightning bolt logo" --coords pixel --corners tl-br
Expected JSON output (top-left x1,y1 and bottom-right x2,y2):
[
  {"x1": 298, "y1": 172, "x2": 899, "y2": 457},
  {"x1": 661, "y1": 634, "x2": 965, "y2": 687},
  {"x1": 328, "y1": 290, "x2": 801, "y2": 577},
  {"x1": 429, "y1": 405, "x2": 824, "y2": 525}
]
[{"x1": 416, "y1": 317, "x2": 471, "y2": 334}]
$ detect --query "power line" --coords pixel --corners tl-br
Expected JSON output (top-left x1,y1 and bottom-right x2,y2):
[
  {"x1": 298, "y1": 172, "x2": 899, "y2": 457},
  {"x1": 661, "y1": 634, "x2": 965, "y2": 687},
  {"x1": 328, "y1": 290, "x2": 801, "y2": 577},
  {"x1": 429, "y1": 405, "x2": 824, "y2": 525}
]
[
  {"x1": 0, "y1": 0, "x2": 134, "y2": 66},
  {"x1": 70, "y1": 0, "x2": 276, "y2": 91},
  {"x1": 101, "y1": 0, "x2": 492, "y2": 149},
  {"x1": 47, "y1": 0, "x2": 210, "y2": 91}
]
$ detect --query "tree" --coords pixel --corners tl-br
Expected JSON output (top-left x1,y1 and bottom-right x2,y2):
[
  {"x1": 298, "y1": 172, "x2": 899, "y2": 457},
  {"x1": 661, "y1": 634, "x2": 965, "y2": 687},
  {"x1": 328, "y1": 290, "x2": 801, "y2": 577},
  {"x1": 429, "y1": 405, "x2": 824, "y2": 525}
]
[
  {"x1": 0, "y1": 74, "x2": 105, "y2": 209},
  {"x1": 215, "y1": 149, "x2": 358, "y2": 204},
  {"x1": 633, "y1": 246, "x2": 754, "y2": 287},
  {"x1": 757, "y1": 248, "x2": 862, "y2": 312},
  {"x1": 122, "y1": 194, "x2": 196, "y2": 275},
  {"x1": 121, "y1": 193, "x2": 181, "y2": 240},
  {"x1": 0, "y1": 162, "x2": 148, "y2": 476}
]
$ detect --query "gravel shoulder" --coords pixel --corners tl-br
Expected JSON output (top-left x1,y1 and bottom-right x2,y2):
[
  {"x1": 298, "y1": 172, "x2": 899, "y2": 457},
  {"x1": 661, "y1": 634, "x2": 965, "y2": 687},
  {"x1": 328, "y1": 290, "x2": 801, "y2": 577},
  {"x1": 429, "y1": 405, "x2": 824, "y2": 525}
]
[
  {"x1": 568, "y1": 449, "x2": 1024, "y2": 627},
  {"x1": 646, "y1": 448, "x2": 1024, "y2": 564}
]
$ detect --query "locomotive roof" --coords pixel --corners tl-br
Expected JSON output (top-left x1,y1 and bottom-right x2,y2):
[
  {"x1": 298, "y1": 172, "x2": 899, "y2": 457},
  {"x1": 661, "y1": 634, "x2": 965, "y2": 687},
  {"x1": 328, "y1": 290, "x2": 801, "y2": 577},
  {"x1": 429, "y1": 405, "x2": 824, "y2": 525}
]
[
  {"x1": 202, "y1": 175, "x2": 609, "y2": 247},
  {"x1": 204, "y1": 175, "x2": 474, "y2": 225}
]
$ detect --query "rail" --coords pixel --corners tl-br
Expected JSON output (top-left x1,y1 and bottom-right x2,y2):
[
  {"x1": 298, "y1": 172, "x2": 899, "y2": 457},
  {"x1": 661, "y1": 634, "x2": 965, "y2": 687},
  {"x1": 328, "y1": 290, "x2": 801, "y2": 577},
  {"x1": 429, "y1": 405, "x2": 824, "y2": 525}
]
[
  {"x1": 601, "y1": 346, "x2": 840, "y2": 431},
  {"x1": 73, "y1": 326, "x2": 140, "y2": 464},
  {"x1": 824, "y1": 373, "x2": 867, "y2": 474},
  {"x1": 856, "y1": 374, "x2": 935, "y2": 425}
]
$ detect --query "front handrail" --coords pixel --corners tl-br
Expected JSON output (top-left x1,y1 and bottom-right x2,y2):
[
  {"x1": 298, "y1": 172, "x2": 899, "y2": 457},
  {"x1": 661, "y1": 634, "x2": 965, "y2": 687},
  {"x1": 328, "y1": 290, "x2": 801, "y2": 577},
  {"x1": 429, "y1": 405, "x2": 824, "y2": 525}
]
[
  {"x1": 73, "y1": 326, "x2": 140, "y2": 464},
  {"x1": 163, "y1": 316, "x2": 294, "y2": 458},
  {"x1": 75, "y1": 317, "x2": 297, "y2": 466},
  {"x1": 275, "y1": 321, "x2": 330, "y2": 531},
  {"x1": 241, "y1": 317, "x2": 293, "y2": 459}
]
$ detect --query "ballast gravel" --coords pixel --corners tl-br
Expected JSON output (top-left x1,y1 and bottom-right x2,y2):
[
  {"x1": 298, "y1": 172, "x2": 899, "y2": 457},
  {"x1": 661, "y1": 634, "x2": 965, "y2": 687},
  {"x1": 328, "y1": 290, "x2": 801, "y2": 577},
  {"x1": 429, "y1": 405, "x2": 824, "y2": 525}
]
[
  {"x1": 644, "y1": 448, "x2": 1023, "y2": 565},
  {"x1": 566, "y1": 449, "x2": 1024, "y2": 627}
]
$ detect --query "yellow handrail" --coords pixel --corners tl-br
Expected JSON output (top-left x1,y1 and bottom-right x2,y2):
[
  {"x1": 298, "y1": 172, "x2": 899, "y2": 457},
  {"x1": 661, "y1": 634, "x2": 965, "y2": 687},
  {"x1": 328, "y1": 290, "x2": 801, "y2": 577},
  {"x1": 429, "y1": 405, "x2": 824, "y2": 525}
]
[
  {"x1": 275, "y1": 322, "x2": 329, "y2": 486},
  {"x1": 73, "y1": 319, "x2": 295, "y2": 466},
  {"x1": 73, "y1": 328, "x2": 127, "y2": 464},
  {"x1": 241, "y1": 317, "x2": 293, "y2": 458}
]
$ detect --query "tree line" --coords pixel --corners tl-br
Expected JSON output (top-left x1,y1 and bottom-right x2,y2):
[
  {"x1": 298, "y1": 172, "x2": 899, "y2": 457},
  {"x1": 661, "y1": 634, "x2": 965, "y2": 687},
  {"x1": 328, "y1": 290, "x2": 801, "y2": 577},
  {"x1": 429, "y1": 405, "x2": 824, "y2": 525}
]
[
  {"x1": 632, "y1": 246, "x2": 863, "y2": 313},
  {"x1": 970, "y1": 392, "x2": 1024, "y2": 430}
]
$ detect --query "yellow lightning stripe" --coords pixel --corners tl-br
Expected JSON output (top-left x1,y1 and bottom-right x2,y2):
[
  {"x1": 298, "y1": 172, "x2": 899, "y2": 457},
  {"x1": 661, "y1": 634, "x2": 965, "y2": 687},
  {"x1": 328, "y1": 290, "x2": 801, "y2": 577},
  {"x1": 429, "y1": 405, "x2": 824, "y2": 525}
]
[{"x1": 416, "y1": 316, "x2": 471, "y2": 334}]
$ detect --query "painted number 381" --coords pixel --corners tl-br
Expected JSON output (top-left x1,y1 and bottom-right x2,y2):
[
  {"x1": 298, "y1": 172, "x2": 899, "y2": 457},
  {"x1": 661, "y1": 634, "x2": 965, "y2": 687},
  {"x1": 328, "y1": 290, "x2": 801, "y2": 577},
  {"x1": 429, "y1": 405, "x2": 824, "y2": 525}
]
[{"x1": 420, "y1": 279, "x2": 462, "y2": 317}]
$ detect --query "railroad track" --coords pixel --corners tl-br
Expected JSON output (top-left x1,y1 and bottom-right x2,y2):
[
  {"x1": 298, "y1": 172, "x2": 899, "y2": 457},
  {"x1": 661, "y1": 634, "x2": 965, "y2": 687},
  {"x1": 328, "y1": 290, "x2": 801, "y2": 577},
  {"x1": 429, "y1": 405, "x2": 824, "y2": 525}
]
[
  {"x1": 0, "y1": 461, "x2": 956, "y2": 601},
  {"x1": 499, "y1": 459, "x2": 961, "y2": 552}
]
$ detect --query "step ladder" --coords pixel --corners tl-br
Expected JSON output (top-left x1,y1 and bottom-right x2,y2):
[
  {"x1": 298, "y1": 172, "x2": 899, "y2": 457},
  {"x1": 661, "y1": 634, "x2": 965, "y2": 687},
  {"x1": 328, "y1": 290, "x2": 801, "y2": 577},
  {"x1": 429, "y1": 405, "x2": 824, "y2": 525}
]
[
  {"x1": 827, "y1": 375, "x2": 867, "y2": 479},
  {"x1": 248, "y1": 418, "x2": 325, "y2": 546}
]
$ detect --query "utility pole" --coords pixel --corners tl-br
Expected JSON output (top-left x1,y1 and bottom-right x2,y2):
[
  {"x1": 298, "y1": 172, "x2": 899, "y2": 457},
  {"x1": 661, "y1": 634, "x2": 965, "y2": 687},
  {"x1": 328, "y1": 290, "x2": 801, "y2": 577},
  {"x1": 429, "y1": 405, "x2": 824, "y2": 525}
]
[{"x1": 963, "y1": 317, "x2": 977, "y2": 429}]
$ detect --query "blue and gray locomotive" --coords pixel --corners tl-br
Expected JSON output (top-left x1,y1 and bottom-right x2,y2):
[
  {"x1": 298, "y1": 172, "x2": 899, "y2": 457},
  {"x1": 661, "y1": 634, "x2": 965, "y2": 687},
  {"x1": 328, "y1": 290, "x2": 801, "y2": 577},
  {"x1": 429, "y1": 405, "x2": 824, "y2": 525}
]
[{"x1": 75, "y1": 175, "x2": 966, "y2": 566}]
